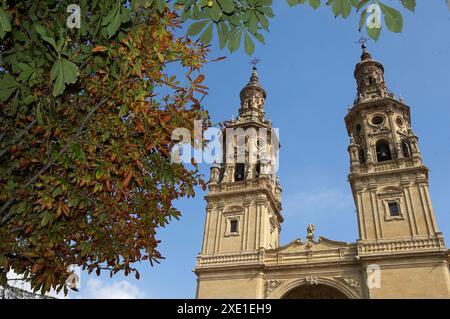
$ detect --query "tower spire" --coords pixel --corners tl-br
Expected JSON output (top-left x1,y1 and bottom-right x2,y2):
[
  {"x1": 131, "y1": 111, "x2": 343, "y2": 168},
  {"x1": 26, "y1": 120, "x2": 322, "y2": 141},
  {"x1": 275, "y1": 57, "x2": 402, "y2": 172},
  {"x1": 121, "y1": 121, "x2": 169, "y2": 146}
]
[
  {"x1": 354, "y1": 45, "x2": 388, "y2": 103},
  {"x1": 237, "y1": 63, "x2": 267, "y2": 123}
]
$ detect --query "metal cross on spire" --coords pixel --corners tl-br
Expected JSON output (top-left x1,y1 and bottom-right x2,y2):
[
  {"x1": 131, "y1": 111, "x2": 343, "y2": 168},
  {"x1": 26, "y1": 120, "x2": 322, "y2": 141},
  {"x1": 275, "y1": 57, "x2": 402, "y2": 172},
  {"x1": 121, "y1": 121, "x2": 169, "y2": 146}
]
[
  {"x1": 356, "y1": 36, "x2": 370, "y2": 51},
  {"x1": 250, "y1": 57, "x2": 261, "y2": 69}
]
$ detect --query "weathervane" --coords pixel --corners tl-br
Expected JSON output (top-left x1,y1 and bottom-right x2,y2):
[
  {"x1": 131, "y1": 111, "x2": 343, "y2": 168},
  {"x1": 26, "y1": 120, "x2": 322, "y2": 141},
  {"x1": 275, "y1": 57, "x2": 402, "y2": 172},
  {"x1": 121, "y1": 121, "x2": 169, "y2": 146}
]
[
  {"x1": 356, "y1": 36, "x2": 370, "y2": 51},
  {"x1": 250, "y1": 57, "x2": 261, "y2": 69}
]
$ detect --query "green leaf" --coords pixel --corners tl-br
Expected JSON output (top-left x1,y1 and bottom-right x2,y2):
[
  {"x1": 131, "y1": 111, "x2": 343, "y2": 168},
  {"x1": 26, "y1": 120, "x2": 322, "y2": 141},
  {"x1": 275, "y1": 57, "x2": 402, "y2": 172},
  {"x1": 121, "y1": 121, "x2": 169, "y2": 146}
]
[
  {"x1": 286, "y1": 0, "x2": 300, "y2": 6},
  {"x1": 227, "y1": 29, "x2": 242, "y2": 53},
  {"x1": 328, "y1": 0, "x2": 352, "y2": 18},
  {"x1": 40, "y1": 211, "x2": 52, "y2": 227},
  {"x1": 254, "y1": 32, "x2": 265, "y2": 44},
  {"x1": 17, "y1": 62, "x2": 35, "y2": 82},
  {"x1": 11, "y1": 90, "x2": 19, "y2": 116},
  {"x1": 210, "y1": 2, "x2": 222, "y2": 22},
  {"x1": 244, "y1": 32, "x2": 255, "y2": 55},
  {"x1": 256, "y1": 12, "x2": 269, "y2": 30},
  {"x1": 379, "y1": 2, "x2": 403, "y2": 33},
  {"x1": 367, "y1": 25, "x2": 381, "y2": 41},
  {"x1": 34, "y1": 24, "x2": 58, "y2": 52},
  {"x1": 187, "y1": 19, "x2": 209, "y2": 36},
  {"x1": 349, "y1": 0, "x2": 359, "y2": 7},
  {"x1": 36, "y1": 104, "x2": 44, "y2": 125},
  {"x1": 358, "y1": 9, "x2": 367, "y2": 31},
  {"x1": 50, "y1": 58, "x2": 80, "y2": 97},
  {"x1": 308, "y1": 0, "x2": 321, "y2": 10},
  {"x1": 217, "y1": 21, "x2": 229, "y2": 49},
  {"x1": 0, "y1": 74, "x2": 19, "y2": 102},
  {"x1": 24, "y1": 95, "x2": 36, "y2": 105},
  {"x1": 80, "y1": 241, "x2": 90, "y2": 257},
  {"x1": 355, "y1": 0, "x2": 369, "y2": 10},
  {"x1": 0, "y1": 7, "x2": 11, "y2": 39},
  {"x1": 102, "y1": 5, "x2": 130, "y2": 38},
  {"x1": 199, "y1": 22, "x2": 213, "y2": 44},
  {"x1": 399, "y1": 0, "x2": 416, "y2": 12},
  {"x1": 218, "y1": 0, "x2": 235, "y2": 13}
]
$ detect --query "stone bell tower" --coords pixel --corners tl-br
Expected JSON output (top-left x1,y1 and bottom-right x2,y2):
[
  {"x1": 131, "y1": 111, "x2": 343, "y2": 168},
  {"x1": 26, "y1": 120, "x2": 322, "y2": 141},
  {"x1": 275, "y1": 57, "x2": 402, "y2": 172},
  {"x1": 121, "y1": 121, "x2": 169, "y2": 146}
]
[
  {"x1": 345, "y1": 45, "x2": 449, "y2": 298},
  {"x1": 195, "y1": 66, "x2": 283, "y2": 298}
]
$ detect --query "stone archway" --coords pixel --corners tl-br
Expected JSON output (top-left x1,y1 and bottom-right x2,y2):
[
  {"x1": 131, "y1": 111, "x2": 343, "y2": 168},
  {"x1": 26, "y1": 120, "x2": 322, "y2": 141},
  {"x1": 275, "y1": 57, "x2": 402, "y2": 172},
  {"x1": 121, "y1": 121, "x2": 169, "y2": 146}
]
[
  {"x1": 282, "y1": 284, "x2": 348, "y2": 299},
  {"x1": 268, "y1": 277, "x2": 360, "y2": 299}
]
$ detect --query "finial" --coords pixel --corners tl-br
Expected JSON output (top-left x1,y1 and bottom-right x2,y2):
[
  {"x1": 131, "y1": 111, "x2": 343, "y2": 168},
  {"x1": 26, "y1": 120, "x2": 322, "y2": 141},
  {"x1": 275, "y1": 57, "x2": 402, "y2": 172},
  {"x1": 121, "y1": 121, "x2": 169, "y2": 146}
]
[
  {"x1": 250, "y1": 57, "x2": 261, "y2": 69},
  {"x1": 356, "y1": 36, "x2": 372, "y2": 61},
  {"x1": 245, "y1": 62, "x2": 262, "y2": 88},
  {"x1": 356, "y1": 36, "x2": 370, "y2": 51}
]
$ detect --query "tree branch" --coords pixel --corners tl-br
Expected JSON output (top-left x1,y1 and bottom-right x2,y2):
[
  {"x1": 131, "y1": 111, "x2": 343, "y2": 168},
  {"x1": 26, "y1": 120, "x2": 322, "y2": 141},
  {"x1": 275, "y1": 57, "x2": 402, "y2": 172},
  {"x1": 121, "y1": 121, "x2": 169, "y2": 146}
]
[
  {"x1": 0, "y1": 120, "x2": 37, "y2": 160},
  {"x1": 0, "y1": 97, "x2": 109, "y2": 226}
]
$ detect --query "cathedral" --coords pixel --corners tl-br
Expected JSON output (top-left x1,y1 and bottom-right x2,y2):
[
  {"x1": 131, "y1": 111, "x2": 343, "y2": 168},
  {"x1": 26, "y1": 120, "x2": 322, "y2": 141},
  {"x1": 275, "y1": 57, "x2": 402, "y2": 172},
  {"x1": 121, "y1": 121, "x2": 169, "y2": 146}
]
[{"x1": 193, "y1": 46, "x2": 450, "y2": 299}]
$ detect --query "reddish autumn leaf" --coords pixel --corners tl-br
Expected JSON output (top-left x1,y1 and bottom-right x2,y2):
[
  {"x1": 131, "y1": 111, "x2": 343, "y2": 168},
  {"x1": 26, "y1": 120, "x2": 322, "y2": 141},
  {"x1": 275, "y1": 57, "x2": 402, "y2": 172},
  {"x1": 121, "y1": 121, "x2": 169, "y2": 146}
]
[
  {"x1": 91, "y1": 46, "x2": 107, "y2": 53},
  {"x1": 0, "y1": 1, "x2": 211, "y2": 296},
  {"x1": 211, "y1": 56, "x2": 226, "y2": 62},
  {"x1": 194, "y1": 74, "x2": 205, "y2": 84}
]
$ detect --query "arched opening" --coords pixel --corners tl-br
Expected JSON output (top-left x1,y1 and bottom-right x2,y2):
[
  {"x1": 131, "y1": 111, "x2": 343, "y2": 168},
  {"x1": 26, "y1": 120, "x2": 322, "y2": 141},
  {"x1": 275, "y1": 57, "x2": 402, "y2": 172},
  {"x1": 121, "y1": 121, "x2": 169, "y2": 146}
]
[
  {"x1": 402, "y1": 141, "x2": 411, "y2": 158},
  {"x1": 255, "y1": 161, "x2": 261, "y2": 178},
  {"x1": 358, "y1": 148, "x2": 366, "y2": 164},
  {"x1": 282, "y1": 284, "x2": 349, "y2": 299},
  {"x1": 376, "y1": 140, "x2": 392, "y2": 162},
  {"x1": 234, "y1": 163, "x2": 245, "y2": 181}
]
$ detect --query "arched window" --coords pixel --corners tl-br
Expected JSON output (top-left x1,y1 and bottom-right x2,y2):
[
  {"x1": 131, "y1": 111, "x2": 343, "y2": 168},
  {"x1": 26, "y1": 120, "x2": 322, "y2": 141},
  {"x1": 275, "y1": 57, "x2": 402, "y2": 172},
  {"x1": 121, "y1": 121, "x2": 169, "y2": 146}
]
[
  {"x1": 234, "y1": 163, "x2": 245, "y2": 181},
  {"x1": 255, "y1": 161, "x2": 261, "y2": 178},
  {"x1": 368, "y1": 76, "x2": 375, "y2": 85},
  {"x1": 402, "y1": 141, "x2": 411, "y2": 158},
  {"x1": 359, "y1": 149, "x2": 366, "y2": 164},
  {"x1": 376, "y1": 140, "x2": 392, "y2": 162}
]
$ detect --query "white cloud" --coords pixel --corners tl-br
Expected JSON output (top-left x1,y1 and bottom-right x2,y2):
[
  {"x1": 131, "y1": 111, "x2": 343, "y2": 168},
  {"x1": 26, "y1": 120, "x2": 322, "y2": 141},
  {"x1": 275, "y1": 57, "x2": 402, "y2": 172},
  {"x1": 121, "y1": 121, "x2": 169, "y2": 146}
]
[
  {"x1": 73, "y1": 278, "x2": 145, "y2": 299},
  {"x1": 6, "y1": 271, "x2": 145, "y2": 299}
]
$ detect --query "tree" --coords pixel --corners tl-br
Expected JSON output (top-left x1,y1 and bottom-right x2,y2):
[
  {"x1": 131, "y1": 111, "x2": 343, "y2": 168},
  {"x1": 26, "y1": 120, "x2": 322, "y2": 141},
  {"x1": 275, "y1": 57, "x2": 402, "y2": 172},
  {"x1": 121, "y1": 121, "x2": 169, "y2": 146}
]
[
  {"x1": 0, "y1": 1, "x2": 210, "y2": 295},
  {"x1": 0, "y1": 0, "x2": 416, "y2": 295}
]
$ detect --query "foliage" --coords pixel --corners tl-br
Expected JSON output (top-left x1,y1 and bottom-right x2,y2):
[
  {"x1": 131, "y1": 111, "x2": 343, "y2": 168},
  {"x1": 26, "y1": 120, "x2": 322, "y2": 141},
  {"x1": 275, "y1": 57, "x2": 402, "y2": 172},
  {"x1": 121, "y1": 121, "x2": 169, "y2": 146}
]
[
  {"x1": 177, "y1": 0, "x2": 416, "y2": 53},
  {"x1": 0, "y1": 0, "x2": 209, "y2": 295}
]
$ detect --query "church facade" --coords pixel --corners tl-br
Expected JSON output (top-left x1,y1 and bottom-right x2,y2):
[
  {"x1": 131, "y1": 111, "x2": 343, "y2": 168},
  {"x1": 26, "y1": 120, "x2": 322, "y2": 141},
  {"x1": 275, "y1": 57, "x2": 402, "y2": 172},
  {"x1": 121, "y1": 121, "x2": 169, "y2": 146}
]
[{"x1": 193, "y1": 47, "x2": 450, "y2": 299}]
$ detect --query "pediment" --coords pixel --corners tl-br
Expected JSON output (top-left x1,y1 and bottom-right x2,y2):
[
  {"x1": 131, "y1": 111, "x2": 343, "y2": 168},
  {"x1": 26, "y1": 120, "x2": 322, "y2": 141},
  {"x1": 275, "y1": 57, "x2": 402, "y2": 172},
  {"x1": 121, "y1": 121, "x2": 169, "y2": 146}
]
[{"x1": 273, "y1": 236, "x2": 350, "y2": 254}]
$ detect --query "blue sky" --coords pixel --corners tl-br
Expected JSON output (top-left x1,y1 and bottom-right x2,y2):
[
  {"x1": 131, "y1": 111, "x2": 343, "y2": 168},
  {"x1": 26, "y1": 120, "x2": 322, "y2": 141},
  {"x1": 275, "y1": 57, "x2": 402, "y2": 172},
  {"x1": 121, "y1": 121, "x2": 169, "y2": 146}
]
[{"x1": 66, "y1": 1, "x2": 450, "y2": 298}]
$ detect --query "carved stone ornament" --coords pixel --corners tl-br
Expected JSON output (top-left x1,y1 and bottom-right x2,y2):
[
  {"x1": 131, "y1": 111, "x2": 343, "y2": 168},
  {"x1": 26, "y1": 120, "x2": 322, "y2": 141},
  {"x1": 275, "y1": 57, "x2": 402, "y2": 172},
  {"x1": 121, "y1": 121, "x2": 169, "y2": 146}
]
[
  {"x1": 265, "y1": 280, "x2": 283, "y2": 297},
  {"x1": 305, "y1": 276, "x2": 319, "y2": 286},
  {"x1": 343, "y1": 278, "x2": 359, "y2": 288}
]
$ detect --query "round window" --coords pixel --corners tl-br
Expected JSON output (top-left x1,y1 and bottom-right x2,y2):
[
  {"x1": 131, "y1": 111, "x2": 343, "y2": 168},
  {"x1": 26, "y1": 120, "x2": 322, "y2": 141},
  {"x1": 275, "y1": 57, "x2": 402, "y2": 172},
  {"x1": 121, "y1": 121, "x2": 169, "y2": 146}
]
[
  {"x1": 256, "y1": 137, "x2": 266, "y2": 149},
  {"x1": 371, "y1": 115, "x2": 384, "y2": 125},
  {"x1": 396, "y1": 117, "x2": 404, "y2": 127}
]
